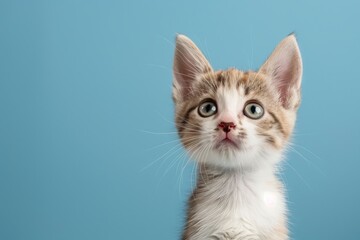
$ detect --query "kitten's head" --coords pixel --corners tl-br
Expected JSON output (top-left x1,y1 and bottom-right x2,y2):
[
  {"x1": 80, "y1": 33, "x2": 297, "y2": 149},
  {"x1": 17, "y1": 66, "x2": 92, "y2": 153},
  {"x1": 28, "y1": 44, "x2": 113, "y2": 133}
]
[{"x1": 172, "y1": 34, "x2": 302, "y2": 170}]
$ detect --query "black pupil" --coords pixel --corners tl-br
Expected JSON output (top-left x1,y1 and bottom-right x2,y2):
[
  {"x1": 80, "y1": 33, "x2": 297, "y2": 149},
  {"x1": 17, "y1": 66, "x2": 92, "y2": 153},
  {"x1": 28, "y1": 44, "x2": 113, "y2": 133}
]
[
  {"x1": 250, "y1": 105, "x2": 258, "y2": 114},
  {"x1": 205, "y1": 103, "x2": 214, "y2": 113}
]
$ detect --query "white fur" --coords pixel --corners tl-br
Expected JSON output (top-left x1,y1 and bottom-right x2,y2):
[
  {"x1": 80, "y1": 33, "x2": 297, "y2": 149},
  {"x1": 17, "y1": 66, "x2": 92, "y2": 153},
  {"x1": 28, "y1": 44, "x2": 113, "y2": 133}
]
[{"x1": 189, "y1": 168, "x2": 286, "y2": 240}]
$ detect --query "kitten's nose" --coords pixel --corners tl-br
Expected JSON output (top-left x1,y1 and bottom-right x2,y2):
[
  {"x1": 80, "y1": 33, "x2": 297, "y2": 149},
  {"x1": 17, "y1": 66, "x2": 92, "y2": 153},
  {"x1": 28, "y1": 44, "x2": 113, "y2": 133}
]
[{"x1": 218, "y1": 122, "x2": 236, "y2": 133}]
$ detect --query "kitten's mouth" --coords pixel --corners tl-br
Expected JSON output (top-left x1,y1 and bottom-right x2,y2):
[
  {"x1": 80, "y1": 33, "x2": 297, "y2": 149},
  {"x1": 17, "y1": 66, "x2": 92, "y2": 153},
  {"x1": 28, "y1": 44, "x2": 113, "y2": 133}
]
[{"x1": 216, "y1": 137, "x2": 239, "y2": 149}]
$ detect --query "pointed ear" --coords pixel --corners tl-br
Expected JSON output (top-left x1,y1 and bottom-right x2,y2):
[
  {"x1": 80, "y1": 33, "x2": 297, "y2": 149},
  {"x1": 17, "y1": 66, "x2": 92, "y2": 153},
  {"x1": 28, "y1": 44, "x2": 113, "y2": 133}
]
[
  {"x1": 173, "y1": 34, "x2": 213, "y2": 101},
  {"x1": 259, "y1": 34, "x2": 303, "y2": 109}
]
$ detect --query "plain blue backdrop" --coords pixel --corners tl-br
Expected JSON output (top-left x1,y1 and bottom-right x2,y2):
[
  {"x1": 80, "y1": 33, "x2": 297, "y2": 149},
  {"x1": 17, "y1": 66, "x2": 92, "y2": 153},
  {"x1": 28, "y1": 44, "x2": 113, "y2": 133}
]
[{"x1": 1, "y1": 0, "x2": 360, "y2": 239}]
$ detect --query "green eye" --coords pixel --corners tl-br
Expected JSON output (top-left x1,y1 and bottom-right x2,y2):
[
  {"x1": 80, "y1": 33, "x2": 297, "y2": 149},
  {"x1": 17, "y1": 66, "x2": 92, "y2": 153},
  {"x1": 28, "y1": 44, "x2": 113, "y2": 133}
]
[
  {"x1": 244, "y1": 102, "x2": 264, "y2": 119},
  {"x1": 198, "y1": 100, "x2": 217, "y2": 117}
]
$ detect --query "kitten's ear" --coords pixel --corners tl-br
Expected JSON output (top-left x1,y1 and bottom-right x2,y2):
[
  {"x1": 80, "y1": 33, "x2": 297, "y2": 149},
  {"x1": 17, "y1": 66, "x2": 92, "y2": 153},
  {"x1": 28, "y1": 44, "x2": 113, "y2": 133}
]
[
  {"x1": 173, "y1": 34, "x2": 213, "y2": 101},
  {"x1": 259, "y1": 34, "x2": 303, "y2": 109}
]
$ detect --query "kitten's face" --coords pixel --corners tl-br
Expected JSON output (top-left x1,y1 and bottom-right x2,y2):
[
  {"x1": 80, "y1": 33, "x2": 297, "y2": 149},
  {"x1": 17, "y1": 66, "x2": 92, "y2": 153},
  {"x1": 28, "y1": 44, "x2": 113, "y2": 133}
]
[
  {"x1": 173, "y1": 35, "x2": 302, "y2": 170},
  {"x1": 174, "y1": 69, "x2": 295, "y2": 169}
]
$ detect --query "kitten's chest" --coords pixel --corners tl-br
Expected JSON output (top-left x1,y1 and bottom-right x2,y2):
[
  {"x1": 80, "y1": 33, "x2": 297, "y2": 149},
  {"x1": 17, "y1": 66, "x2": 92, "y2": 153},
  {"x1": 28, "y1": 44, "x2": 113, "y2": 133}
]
[
  {"x1": 190, "y1": 173, "x2": 286, "y2": 238},
  {"x1": 223, "y1": 181, "x2": 283, "y2": 228}
]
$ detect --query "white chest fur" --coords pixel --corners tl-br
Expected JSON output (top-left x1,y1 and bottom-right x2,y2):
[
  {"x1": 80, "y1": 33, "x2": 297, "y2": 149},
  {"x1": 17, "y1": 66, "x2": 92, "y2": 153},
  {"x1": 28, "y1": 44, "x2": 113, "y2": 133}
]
[{"x1": 187, "y1": 168, "x2": 286, "y2": 240}]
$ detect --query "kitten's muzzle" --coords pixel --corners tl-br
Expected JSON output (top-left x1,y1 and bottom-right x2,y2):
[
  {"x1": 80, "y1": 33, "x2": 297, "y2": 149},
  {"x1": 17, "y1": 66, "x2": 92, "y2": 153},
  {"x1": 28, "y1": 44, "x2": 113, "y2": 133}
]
[{"x1": 218, "y1": 122, "x2": 236, "y2": 133}]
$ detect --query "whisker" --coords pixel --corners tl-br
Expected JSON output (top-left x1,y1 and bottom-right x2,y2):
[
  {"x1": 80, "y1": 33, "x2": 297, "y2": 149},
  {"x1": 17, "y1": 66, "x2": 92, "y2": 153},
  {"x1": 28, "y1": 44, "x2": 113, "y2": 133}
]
[
  {"x1": 162, "y1": 139, "x2": 205, "y2": 176},
  {"x1": 163, "y1": 140, "x2": 207, "y2": 181},
  {"x1": 285, "y1": 161, "x2": 312, "y2": 190},
  {"x1": 144, "y1": 135, "x2": 207, "y2": 151},
  {"x1": 141, "y1": 134, "x2": 209, "y2": 175},
  {"x1": 140, "y1": 142, "x2": 184, "y2": 173},
  {"x1": 140, "y1": 136, "x2": 202, "y2": 173},
  {"x1": 290, "y1": 143, "x2": 322, "y2": 161},
  {"x1": 138, "y1": 129, "x2": 210, "y2": 135},
  {"x1": 144, "y1": 138, "x2": 181, "y2": 151},
  {"x1": 288, "y1": 145, "x2": 326, "y2": 177}
]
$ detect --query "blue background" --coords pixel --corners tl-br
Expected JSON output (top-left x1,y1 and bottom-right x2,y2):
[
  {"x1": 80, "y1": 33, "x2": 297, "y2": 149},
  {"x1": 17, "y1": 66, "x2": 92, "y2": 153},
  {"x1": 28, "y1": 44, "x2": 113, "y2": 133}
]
[{"x1": 1, "y1": 0, "x2": 359, "y2": 239}]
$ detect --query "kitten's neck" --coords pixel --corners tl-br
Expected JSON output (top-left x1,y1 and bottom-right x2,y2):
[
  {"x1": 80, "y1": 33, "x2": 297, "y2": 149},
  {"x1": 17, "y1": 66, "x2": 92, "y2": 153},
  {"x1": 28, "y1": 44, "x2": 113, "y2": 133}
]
[
  {"x1": 198, "y1": 163, "x2": 276, "y2": 181},
  {"x1": 183, "y1": 163, "x2": 286, "y2": 240},
  {"x1": 195, "y1": 164, "x2": 279, "y2": 199}
]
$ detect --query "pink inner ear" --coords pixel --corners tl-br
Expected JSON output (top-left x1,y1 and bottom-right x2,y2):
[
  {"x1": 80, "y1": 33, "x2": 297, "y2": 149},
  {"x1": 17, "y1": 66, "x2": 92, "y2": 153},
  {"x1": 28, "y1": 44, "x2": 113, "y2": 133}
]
[
  {"x1": 173, "y1": 35, "x2": 213, "y2": 100},
  {"x1": 274, "y1": 51, "x2": 300, "y2": 103},
  {"x1": 173, "y1": 54, "x2": 196, "y2": 99},
  {"x1": 174, "y1": 54, "x2": 196, "y2": 92},
  {"x1": 260, "y1": 36, "x2": 302, "y2": 108}
]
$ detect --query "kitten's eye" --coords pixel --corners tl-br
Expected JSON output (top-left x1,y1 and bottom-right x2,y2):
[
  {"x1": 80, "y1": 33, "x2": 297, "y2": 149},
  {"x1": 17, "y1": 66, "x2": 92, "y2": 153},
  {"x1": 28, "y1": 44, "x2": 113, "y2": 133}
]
[
  {"x1": 244, "y1": 102, "x2": 264, "y2": 119},
  {"x1": 198, "y1": 100, "x2": 217, "y2": 117}
]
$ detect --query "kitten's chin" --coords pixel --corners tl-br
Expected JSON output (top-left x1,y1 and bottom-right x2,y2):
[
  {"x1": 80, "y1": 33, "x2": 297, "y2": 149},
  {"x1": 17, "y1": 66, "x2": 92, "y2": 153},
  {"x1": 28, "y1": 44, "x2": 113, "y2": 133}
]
[
  {"x1": 215, "y1": 138, "x2": 239, "y2": 150},
  {"x1": 193, "y1": 146, "x2": 283, "y2": 170}
]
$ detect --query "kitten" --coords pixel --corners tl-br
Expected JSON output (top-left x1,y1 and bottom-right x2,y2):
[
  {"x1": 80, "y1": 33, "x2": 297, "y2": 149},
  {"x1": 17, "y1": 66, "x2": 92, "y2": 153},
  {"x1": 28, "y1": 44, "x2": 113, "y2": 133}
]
[{"x1": 172, "y1": 34, "x2": 302, "y2": 240}]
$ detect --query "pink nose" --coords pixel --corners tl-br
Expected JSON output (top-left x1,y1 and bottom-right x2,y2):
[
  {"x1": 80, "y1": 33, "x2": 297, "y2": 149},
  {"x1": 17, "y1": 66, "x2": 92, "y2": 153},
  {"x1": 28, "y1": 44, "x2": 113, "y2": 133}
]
[{"x1": 218, "y1": 122, "x2": 236, "y2": 133}]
